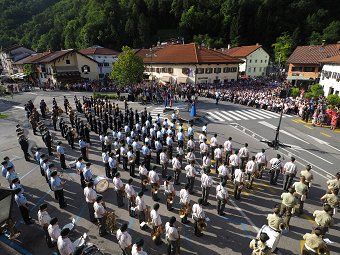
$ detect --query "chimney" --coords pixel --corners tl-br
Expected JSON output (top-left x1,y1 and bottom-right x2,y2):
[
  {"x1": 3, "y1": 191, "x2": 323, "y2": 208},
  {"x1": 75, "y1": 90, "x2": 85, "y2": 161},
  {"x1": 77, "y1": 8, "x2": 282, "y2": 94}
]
[
  {"x1": 321, "y1": 40, "x2": 325, "y2": 46},
  {"x1": 256, "y1": 43, "x2": 259, "y2": 46},
  {"x1": 227, "y1": 44, "x2": 231, "y2": 49}
]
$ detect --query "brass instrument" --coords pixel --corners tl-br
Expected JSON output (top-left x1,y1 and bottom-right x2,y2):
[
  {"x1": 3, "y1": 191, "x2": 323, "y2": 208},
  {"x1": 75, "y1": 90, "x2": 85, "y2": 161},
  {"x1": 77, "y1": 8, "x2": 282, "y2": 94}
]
[
  {"x1": 142, "y1": 177, "x2": 149, "y2": 186},
  {"x1": 179, "y1": 203, "x2": 191, "y2": 218},
  {"x1": 105, "y1": 211, "x2": 118, "y2": 234},
  {"x1": 151, "y1": 183, "x2": 160, "y2": 194},
  {"x1": 166, "y1": 192, "x2": 175, "y2": 204},
  {"x1": 151, "y1": 225, "x2": 164, "y2": 241},
  {"x1": 197, "y1": 218, "x2": 207, "y2": 233},
  {"x1": 145, "y1": 206, "x2": 152, "y2": 225}
]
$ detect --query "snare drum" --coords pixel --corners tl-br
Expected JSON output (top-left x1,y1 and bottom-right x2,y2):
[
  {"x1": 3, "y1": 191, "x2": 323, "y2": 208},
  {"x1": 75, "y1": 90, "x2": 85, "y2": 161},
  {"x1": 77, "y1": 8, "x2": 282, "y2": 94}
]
[{"x1": 94, "y1": 176, "x2": 109, "y2": 193}]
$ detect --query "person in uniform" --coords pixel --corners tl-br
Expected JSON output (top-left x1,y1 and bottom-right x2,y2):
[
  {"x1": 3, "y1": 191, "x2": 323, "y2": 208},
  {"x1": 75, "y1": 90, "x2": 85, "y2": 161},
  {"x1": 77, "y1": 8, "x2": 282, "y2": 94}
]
[
  {"x1": 38, "y1": 203, "x2": 53, "y2": 247},
  {"x1": 267, "y1": 206, "x2": 284, "y2": 232},
  {"x1": 125, "y1": 178, "x2": 136, "y2": 217},
  {"x1": 18, "y1": 135, "x2": 30, "y2": 161},
  {"x1": 48, "y1": 217, "x2": 61, "y2": 246},
  {"x1": 50, "y1": 170, "x2": 67, "y2": 208},
  {"x1": 139, "y1": 162, "x2": 149, "y2": 192},
  {"x1": 109, "y1": 152, "x2": 118, "y2": 177},
  {"x1": 269, "y1": 154, "x2": 282, "y2": 185},
  {"x1": 292, "y1": 176, "x2": 308, "y2": 215},
  {"x1": 164, "y1": 176, "x2": 175, "y2": 211},
  {"x1": 245, "y1": 156, "x2": 257, "y2": 189},
  {"x1": 320, "y1": 188, "x2": 339, "y2": 215},
  {"x1": 326, "y1": 172, "x2": 340, "y2": 192},
  {"x1": 282, "y1": 157, "x2": 297, "y2": 191},
  {"x1": 218, "y1": 161, "x2": 231, "y2": 183},
  {"x1": 302, "y1": 227, "x2": 328, "y2": 255},
  {"x1": 83, "y1": 162, "x2": 94, "y2": 183},
  {"x1": 84, "y1": 181, "x2": 97, "y2": 222},
  {"x1": 65, "y1": 127, "x2": 75, "y2": 149},
  {"x1": 185, "y1": 161, "x2": 197, "y2": 194},
  {"x1": 14, "y1": 188, "x2": 33, "y2": 224},
  {"x1": 210, "y1": 134, "x2": 218, "y2": 160},
  {"x1": 57, "y1": 228, "x2": 75, "y2": 255},
  {"x1": 312, "y1": 204, "x2": 334, "y2": 235},
  {"x1": 136, "y1": 191, "x2": 147, "y2": 230},
  {"x1": 113, "y1": 172, "x2": 125, "y2": 207},
  {"x1": 79, "y1": 137, "x2": 88, "y2": 161},
  {"x1": 76, "y1": 157, "x2": 86, "y2": 189},
  {"x1": 192, "y1": 198, "x2": 206, "y2": 237},
  {"x1": 150, "y1": 203, "x2": 163, "y2": 245},
  {"x1": 102, "y1": 151, "x2": 110, "y2": 178},
  {"x1": 300, "y1": 165, "x2": 313, "y2": 194},
  {"x1": 238, "y1": 143, "x2": 249, "y2": 169},
  {"x1": 223, "y1": 137, "x2": 233, "y2": 165},
  {"x1": 117, "y1": 223, "x2": 133, "y2": 255},
  {"x1": 127, "y1": 146, "x2": 136, "y2": 177},
  {"x1": 255, "y1": 149, "x2": 267, "y2": 179},
  {"x1": 201, "y1": 169, "x2": 213, "y2": 206},
  {"x1": 233, "y1": 167, "x2": 245, "y2": 200},
  {"x1": 94, "y1": 195, "x2": 108, "y2": 236},
  {"x1": 132, "y1": 239, "x2": 148, "y2": 255},
  {"x1": 165, "y1": 216, "x2": 180, "y2": 255},
  {"x1": 56, "y1": 141, "x2": 67, "y2": 170},
  {"x1": 229, "y1": 150, "x2": 241, "y2": 179},
  {"x1": 279, "y1": 188, "x2": 296, "y2": 228},
  {"x1": 216, "y1": 181, "x2": 229, "y2": 216},
  {"x1": 149, "y1": 166, "x2": 160, "y2": 201},
  {"x1": 249, "y1": 232, "x2": 271, "y2": 255},
  {"x1": 160, "y1": 149, "x2": 169, "y2": 179},
  {"x1": 172, "y1": 154, "x2": 181, "y2": 185}
]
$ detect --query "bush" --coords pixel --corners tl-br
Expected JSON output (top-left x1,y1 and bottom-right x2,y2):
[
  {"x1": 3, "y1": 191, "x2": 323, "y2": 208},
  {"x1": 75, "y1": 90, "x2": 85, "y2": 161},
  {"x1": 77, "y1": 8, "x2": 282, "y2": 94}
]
[
  {"x1": 290, "y1": 87, "x2": 300, "y2": 97},
  {"x1": 327, "y1": 94, "x2": 340, "y2": 106},
  {"x1": 304, "y1": 83, "x2": 324, "y2": 99},
  {"x1": 93, "y1": 92, "x2": 119, "y2": 100}
]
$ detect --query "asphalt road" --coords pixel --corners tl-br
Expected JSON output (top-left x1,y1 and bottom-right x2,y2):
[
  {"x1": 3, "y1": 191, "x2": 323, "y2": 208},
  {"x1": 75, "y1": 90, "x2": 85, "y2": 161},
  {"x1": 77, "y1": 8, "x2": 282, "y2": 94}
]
[{"x1": 0, "y1": 90, "x2": 339, "y2": 255}]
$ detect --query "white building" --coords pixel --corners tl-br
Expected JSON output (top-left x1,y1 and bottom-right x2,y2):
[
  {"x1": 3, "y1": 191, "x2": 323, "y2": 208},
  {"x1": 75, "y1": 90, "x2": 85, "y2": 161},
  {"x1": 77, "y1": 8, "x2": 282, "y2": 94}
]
[
  {"x1": 79, "y1": 45, "x2": 119, "y2": 80},
  {"x1": 220, "y1": 44, "x2": 270, "y2": 77},
  {"x1": 0, "y1": 45, "x2": 35, "y2": 75},
  {"x1": 320, "y1": 55, "x2": 340, "y2": 96},
  {"x1": 135, "y1": 43, "x2": 241, "y2": 84}
]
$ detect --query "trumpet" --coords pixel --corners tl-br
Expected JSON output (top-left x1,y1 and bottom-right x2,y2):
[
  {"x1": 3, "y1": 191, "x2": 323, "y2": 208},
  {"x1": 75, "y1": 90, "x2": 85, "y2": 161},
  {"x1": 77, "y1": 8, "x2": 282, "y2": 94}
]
[
  {"x1": 179, "y1": 203, "x2": 191, "y2": 218},
  {"x1": 151, "y1": 225, "x2": 164, "y2": 241},
  {"x1": 197, "y1": 218, "x2": 207, "y2": 233},
  {"x1": 105, "y1": 210, "x2": 118, "y2": 234}
]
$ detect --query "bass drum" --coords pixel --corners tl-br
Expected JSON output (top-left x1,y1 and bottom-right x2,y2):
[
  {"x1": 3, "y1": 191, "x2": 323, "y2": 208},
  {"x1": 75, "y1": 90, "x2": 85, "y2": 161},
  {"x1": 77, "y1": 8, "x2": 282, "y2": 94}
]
[
  {"x1": 257, "y1": 225, "x2": 281, "y2": 252},
  {"x1": 74, "y1": 244, "x2": 104, "y2": 255},
  {"x1": 93, "y1": 176, "x2": 109, "y2": 193}
]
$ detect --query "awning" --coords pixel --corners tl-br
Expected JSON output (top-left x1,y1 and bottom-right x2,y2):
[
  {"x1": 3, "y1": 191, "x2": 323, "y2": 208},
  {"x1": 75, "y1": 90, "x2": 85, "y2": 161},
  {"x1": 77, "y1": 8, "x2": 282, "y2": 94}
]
[
  {"x1": 161, "y1": 76, "x2": 171, "y2": 82},
  {"x1": 10, "y1": 73, "x2": 27, "y2": 79},
  {"x1": 177, "y1": 77, "x2": 188, "y2": 83}
]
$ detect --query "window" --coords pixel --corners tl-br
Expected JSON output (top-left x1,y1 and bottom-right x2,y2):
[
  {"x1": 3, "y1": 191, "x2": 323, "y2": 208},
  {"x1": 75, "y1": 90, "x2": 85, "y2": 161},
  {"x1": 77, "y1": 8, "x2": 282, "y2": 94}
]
[
  {"x1": 161, "y1": 67, "x2": 167, "y2": 73},
  {"x1": 261, "y1": 60, "x2": 263, "y2": 63},
  {"x1": 264, "y1": 60, "x2": 267, "y2": 63},
  {"x1": 259, "y1": 67, "x2": 262, "y2": 72},
  {"x1": 150, "y1": 67, "x2": 155, "y2": 72},
  {"x1": 255, "y1": 60, "x2": 257, "y2": 63},
  {"x1": 205, "y1": 68, "x2": 213, "y2": 74},
  {"x1": 292, "y1": 66, "x2": 303, "y2": 72},
  {"x1": 249, "y1": 59, "x2": 252, "y2": 63},
  {"x1": 248, "y1": 67, "x2": 251, "y2": 73},
  {"x1": 214, "y1": 67, "x2": 221, "y2": 73},
  {"x1": 253, "y1": 67, "x2": 256, "y2": 72},
  {"x1": 145, "y1": 67, "x2": 150, "y2": 72},
  {"x1": 66, "y1": 59, "x2": 70, "y2": 64},
  {"x1": 156, "y1": 68, "x2": 160, "y2": 73},
  {"x1": 223, "y1": 67, "x2": 230, "y2": 73},
  {"x1": 98, "y1": 63, "x2": 103, "y2": 67},
  {"x1": 303, "y1": 66, "x2": 315, "y2": 72},
  {"x1": 231, "y1": 67, "x2": 237, "y2": 72},
  {"x1": 104, "y1": 62, "x2": 109, "y2": 67},
  {"x1": 182, "y1": 68, "x2": 189, "y2": 75},
  {"x1": 41, "y1": 67, "x2": 46, "y2": 73},
  {"x1": 197, "y1": 68, "x2": 204, "y2": 74},
  {"x1": 81, "y1": 65, "x2": 90, "y2": 73},
  {"x1": 168, "y1": 68, "x2": 173, "y2": 74}
]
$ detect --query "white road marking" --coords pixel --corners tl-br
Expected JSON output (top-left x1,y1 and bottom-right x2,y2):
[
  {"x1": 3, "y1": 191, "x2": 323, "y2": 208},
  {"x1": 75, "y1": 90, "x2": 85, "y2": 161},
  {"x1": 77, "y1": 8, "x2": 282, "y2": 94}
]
[
  {"x1": 241, "y1": 110, "x2": 267, "y2": 119},
  {"x1": 13, "y1": 106, "x2": 25, "y2": 110},
  {"x1": 235, "y1": 110, "x2": 256, "y2": 120},
  {"x1": 230, "y1": 199, "x2": 259, "y2": 232},
  {"x1": 258, "y1": 121, "x2": 310, "y2": 144},
  {"x1": 214, "y1": 111, "x2": 232, "y2": 121},
  {"x1": 229, "y1": 111, "x2": 248, "y2": 120},
  {"x1": 307, "y1": 135, "x2": 340, "y2": 153},
  {"x1": 291, "y1": 147, "x2": 334, "y2": 165},
  {"x1": 221, "y1": 110, "x2": 241, "y2": 120},
  {"x1": 27, "y1": 92, "x2": 38, "y2": 95},
  {"x1": 207, "y1": 111, "x2": 224, "y2": 121},
  {"x1": 247, "y1": 109, "x2": 272, "y2": 119},
  {"x1": 254, "y1": 109, "x2": 284, "y2": 118}
]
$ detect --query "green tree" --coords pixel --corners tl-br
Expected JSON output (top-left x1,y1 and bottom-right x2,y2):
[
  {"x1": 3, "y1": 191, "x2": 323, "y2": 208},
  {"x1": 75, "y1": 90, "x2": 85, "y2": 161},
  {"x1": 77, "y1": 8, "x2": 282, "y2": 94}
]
[
  {"x1": 193, "y1": 34, "x2": 213, "y2": 48},
  {"x1": 290, "y1": 87, "x2": 300, "y2": 98},
  {"x1": 304, "y1": 84, "x2": 324, "y2": 99},
  {"x1": 272, "y1": 32, "x2": 293, "y2": 65},
  {"x1": 110, "y1": 46, "x2": 144, "y2": 87},
  {"x1": 322, "y1": 21, "x2": 340, "y2": 43},
  {"x1": 327, "y1": 94, "x2": 340, "y2": 107}
]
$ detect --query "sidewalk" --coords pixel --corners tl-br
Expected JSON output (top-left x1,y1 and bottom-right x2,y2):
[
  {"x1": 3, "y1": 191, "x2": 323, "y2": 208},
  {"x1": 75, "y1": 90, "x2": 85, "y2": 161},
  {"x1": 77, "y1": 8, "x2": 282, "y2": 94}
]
[{"x1": 292, "y1": 117, "x2": 340, "y2": 133}]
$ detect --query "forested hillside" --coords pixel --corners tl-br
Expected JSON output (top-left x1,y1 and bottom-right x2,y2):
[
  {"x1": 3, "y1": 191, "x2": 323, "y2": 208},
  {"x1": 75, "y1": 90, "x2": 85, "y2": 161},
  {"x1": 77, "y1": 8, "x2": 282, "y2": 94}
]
[{"x1": 1, "y1": 0, "x2": 339, "y2": 53}]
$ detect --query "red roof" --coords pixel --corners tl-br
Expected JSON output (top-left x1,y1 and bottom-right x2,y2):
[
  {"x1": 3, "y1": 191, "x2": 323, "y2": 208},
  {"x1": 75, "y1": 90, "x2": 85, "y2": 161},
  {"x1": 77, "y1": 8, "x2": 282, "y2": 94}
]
[
  {"x1": 320, "y1": 54, "x2": 340, "y2": 64},
  {"x1": 14, "y1": 52, "x2": 52, "y2": 64},
  {"x1": 138, "y1": 43, "x2": 241, "y2": 64},
  {"x1": 37, "y1": 49, "x2": 74, "y2": 63},
  {"x1": 287, "y1": 44, "x2": 340, "y2": 65},
  {"x1": 79, "y1": 46, "x2": 119, "y2": 56},
  {"x1": 220, "y1": 45, "x2": 262, "y2": 58}
]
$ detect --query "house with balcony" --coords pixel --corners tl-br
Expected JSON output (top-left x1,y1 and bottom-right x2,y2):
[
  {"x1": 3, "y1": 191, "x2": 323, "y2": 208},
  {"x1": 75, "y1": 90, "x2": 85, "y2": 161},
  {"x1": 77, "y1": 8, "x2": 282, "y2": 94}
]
[
  {"x1": 287, "y1": 43, "x2": 340, "y2": 86},
  {"x1": 135, "y1": 43, "x2": 242, "y2": 84}
]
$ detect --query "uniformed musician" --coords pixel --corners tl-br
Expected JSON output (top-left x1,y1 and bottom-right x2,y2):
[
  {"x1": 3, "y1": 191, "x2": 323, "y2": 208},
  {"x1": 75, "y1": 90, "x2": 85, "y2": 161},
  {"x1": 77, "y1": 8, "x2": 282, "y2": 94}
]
[
  {"x1": 57, "y1": 228, "x2": 75, "y2": 255},
  {"x1": 201, "y1": 169, "x2": 213, "y2": 206},
  {"x1": 14, "y1": 188, "x2": 33, "y2": 225},
  {"x1": 79, "y1": 137, "x2": 88, "y2": 161},
  {"x1": 94, "y1": 195, "x2": 108, "y2": 236},
  {"x1": 192, "y1": 198, "x2": 206, "y2": 237},
  {"x1": 165, "y1": 216, "x2": 180, "y2": 255},
  {"x1": 150, "y1": 203, "x2": 163, "y2": 245},
  {"x1": 229, "y1": 150, "x2": 241, "y2": 179},
  {"x1": 76, "y1": 157, "x2": 86, "y2": 189},
  {"x1": 149, "y1": 166, "x2": 160, "y2": 201},
  {"x1": 117, "y1": 223, "x2": 133, "y2": 255},
  {"x1": 136, "y1": 191, "x2": 147, "y2": 230},
  {"x1": 249, "y1": 232, "x2": 271, "y2": 255},
  {"x1": 267, "y1": 206, "x2": 284, "y2": 232},
  {"x1": 313, "y1": 204, "x2": 334, "y2": 235},
  {"x1": 172, "y1": 154, "x2": 181, "y2": 185},
  {"x1": 56, "y1": 141, "x2": 67, "y2": 170},
  {"x1": 302, "y1": 227, "x2": 328, "y2": 255},
  {"x1": 292, "y1": 176, "x2": 308, "y2": 215},
  {"x1": 84, "y1": 181, "x2": 97, "y2": 222},
  {"x1": 164, "y1": 176, "x2": 175, "y2": 211},
  {"x1": 38, "y1": 203, "x2": 52, "y2": 247},
  {"x1": 113, "y1": 172, "x2": 125, "y2": 207},
  {"x1": 279, "y1": 188, "x2": 297, "y2": 228},
  {"x1": 218, "y1": 162, "x2": 231, "y2": 183},
  {"x1": 127, "y1": 146, "x2": 136, "y2": 177},
  {"x1": 216, "y1": 181, "x2": 228, "y2": 216},
  {"x1": 83, "y1": 162, "x2": 94, "y2": 183},
  {"x1": 179, "y1": 184, "x2": 190, "y2": 224},
  {"x1": 50, "y1": 170, "x2": 67, "y2": 208},
  {"x1": 132, "y1": 239, "x2": 148, "y2": 255},
  {"x1": 320, "y1": 188, "x2": 339, "y2": 215},
  {"x1": 210, "y1": 134, "x2": 218, "y2": 160},
  {"x1": 48, "y1": 217, "x2": 61, "y2": 246},
  {"x1": 125, "y1": 178, "x2": 137, "y2": 217},
  {"x1": 139, "y1": 162, "x2": 149, "y2": 192},
  {"x1": 282, "y1": 156, "x2": 297, "y2": 191},
  {"x1": 160, "y1": 149, "x2": 169, "y2": 178},
  {"x1": 185, "y1": 160, "x2": 197, "y2": 194}
]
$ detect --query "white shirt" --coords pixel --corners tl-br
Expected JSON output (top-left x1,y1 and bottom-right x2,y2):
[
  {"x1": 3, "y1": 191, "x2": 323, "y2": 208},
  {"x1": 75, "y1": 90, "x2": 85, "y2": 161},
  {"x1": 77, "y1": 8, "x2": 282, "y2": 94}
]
[
  {"x1": 48, "y1": 224, "x2": 61, "y2": 242},
  {"x1": 160, "y1": 152, "x2": 168, "y2": 164},
  {"x1": 57, "y1": 236, "x2": 74, "y2": 255},
  {"x1": 56, "y1": 145, "x2": 65, "y2": 155},
  {"x1": 199, "y1": 142, "x2": 208, "y2": 153},
  {"x1": 164, "y1": 181, "x2": 175, "y2": 193},
  {"x1": 202, "y1": 125, "x2": 207, "y2": 133},
  {"x1": 201, "y1": 173, "x2": 213, "y2": 188},
  {"x1": 113, "y1": 177, "x2": 124, "y2": 191},
  {"x1": 192, "y1": 203, "x2": 205, "y2": 219},
  {"x1": 224, "y1": 140, "x2": 232, "y2": 152},
  {"x1": 283, "y1": 162, "x2": 297, "y2": 174},
  {"x1": 75, "y1": 161, "x2": 85, "y2": 171},
  {"x1": 186, "y1": 151, "x2": 195, "y2": 161},
  {"x1": 172, "y1": 157, "x2": 181, "y2": 170},
  {"x1": 135, "y1": 196, "x2": 146, "y2": 211},
  {"x1": 216, "y1": 184, "x2": 229, "y2": 200},
  {"x1": 255, "y1": 152, "x2": 267, "y2": 164},
  {"x1": 139, "y1": 165, "x2": 148, "y2": 176},
  {"x1": 234, "y1": 169, "x2": 245, "y2": 183},
  {"x1": 38, "y1": 210, "x2": 51, "y2": 227},
  {"x1": 94, "y1": 202, "x2": 106, "y2": 218},
  {"x1": 125, "y1": 184, "x2": 136, "y2": 199},
  {"x1": 179, "y1": 189, "x2": 189, "y2": 204},
  {"x1": 116, "y1": 229, "x2": 132, "y2": 249},
  {"x1": 218, "y1": 165, "x2": 230, "y2": 178},
  {"x1": 148, "y1": 170, "x2": 159, "y2": 184},
  {"x1": 84, "y1": 187, "x2": 97, "y2": 203},
  {"x1": 102, "y1": 152, "x2": 109, "y2": 163},
  {"x1": 202, "y1": 156, "x2": 211, "y2": 168},
  {"x1": 185, "y1": 165, "x2": 197, "y2": 177},
  {"x1": 109, "y1": 157, "x2": 117, "y2": 168},
  {"x1": 269, "y1": 157, "x2": 282, "y2": 169},
  {"x1": 198, "y1": 133, "x2": 206, "y2": 144},
  {"x1": 187, "y1": 139, "x2": 195, "y2": 150},
  {"x1": 210, "y1": 137, "x2": 217, "y2": 147},
  {"x1": 238, "y1": 147, "x2": 249, "y2": 158},
  {"x1": 150, "y1": 209, "x2": 162, "y2": 226},
  {"x1": 229, "y1": 154, "x2": 240, "y2": 166},
  {"x1": 165, "y1": 222, "x2": 179, "y2": 241},
  {"x1": 245, "y1": 160, "x2": 256, "y2": 174},
  {"x1": 131, "y1": 244, "x2": 148, "y2": 255},
  {"x1": 214, "y1": 148, "x2": 222, "y2": 159}
]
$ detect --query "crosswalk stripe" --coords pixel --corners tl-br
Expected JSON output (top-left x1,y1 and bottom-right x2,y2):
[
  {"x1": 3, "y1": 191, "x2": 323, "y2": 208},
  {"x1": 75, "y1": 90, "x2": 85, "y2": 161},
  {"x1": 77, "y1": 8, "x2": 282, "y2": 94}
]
[
  {"x1": 213, "y1": 111, "x2": 232, "y2": 121},
  {"x1": 207, "y1": 112, "x2": 224, "y2": 121},
  {"x1": 253, "y1": 109, "x2": 281, "y2": 118},
  {"x1": 247, "y1": 109, "x2": 272, "y2": 119},
  {"x1": 240, "y1": 110, "x2": 266, "y2": 119},
  {"x1": 221, "y1": 111, "x2": 241, "y2": 120},
  {"x1": 227, "y1": 111, "x2": 249, "y2": 120},
  {"x1": 234, "y1": 110, "x2": 256, "y2": 120},
  {"x1": 205, "y1": 115, "x2": 216, "y2": 122}
]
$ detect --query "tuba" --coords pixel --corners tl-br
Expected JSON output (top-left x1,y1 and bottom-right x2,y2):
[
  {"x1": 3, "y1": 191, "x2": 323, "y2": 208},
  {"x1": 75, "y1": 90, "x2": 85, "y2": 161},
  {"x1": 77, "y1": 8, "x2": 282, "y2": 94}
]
[
  {"x1": 151, "y1": 225, "x2": 164, "y2": 241},
  {"x1": 197, "y1": 218, "x2": 207, "y2": 233},
  {"x1": 166, "y1": 192, "x2": 175, "y2": 204},
  {"x1": 105, "y1": 211, "x2": 118, "y2": 234},
  {"x1": 179, "y1": 203, "x2": 191, "y2": 218},
  {"x1": 152, "y1": 183, "x2": 160, "y2": 194}
]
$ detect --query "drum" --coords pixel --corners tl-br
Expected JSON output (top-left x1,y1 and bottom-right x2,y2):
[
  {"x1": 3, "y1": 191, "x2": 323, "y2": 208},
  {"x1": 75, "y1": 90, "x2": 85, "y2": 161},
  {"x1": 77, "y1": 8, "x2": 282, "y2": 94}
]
[
  {"x1": 94, "y1": 176, "x2": 109, "y2": 193},
  {"x1": 257, "y1": 225, "x2": 281, "y2": 252}
]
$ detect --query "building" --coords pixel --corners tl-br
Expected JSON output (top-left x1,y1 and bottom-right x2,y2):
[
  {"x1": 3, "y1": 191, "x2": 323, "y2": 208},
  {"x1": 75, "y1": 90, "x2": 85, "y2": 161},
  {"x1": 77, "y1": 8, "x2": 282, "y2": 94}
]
[
  {"x1": 18, "y1": 49, "x2": 100, "y2": 86},
  {"x1": 220, "y1": 44, "x2": 270, "y2": 77},
  {"x1": 287, "y1": 43, "x2": 340, "y2": 86},
  {"x1": 135, "y1": 43, "x2": 242, "y2": 84},
  {"x1": 79, "y1": 45, "x2": 119, "y2": 80},
  {"x1": 0, "y1": 45, "x2": 35, "y2": 75},
  {"x1": 319, "y1": 55, "x2": 340, "y2": 96}
]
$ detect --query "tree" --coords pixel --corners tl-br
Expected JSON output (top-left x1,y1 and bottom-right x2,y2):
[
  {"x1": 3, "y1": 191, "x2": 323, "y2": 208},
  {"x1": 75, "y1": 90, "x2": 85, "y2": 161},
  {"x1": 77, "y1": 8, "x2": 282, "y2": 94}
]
[
  {"x1": 290, "y1": 87, "x2": 300, "y2": 98},
  {"x1": 322, "y1": 21, "x2": 340, "y2": 43},
  {"x1": 304, "y1": 84, "x2": 324, "y2": 99},
  {"x1": 272, "y1": 32, "x2": 293, "y2": 65},
  {"x1": 327, "y1": 94, "x2": 340, "y2": 107},
  {"x1": 110, "y1": 46, "x2": 144, "y2": 88}
]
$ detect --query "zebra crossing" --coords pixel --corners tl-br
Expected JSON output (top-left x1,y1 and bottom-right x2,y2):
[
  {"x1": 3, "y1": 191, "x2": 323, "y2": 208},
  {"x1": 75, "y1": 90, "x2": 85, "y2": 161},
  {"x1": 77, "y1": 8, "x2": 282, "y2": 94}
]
[
  {"x1": 205, "y1": 108, "x2": 293, "y2": 122},
  {"x1": 150, "y1": 103, "x2": 188, "y2": 120}
]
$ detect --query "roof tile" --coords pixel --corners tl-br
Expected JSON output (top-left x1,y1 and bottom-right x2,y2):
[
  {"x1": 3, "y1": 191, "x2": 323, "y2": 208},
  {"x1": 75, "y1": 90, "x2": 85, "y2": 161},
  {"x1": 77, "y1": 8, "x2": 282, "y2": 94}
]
[
  {"x1": 220, "y1": 45, "x2": 262, "y2": 58},
  {"x1": 287, "y1": 44, "x2": 340, "y2": 64}
]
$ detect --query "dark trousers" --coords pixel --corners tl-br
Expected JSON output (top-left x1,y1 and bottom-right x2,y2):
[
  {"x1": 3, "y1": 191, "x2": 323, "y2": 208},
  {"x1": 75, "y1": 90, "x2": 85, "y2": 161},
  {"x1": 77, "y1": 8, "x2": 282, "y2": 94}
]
[
  {"x1": 161, "y1": 163, "x2": 168, "y2": 178},
  {"x1": 225, "y1": 151, "x2": 231, "y2": 165},
  {"x1": 217, "y1": 198, "x2": 226, "y2": 215},
  {"x1": 187, "y1": 177, "x2": 195, "y2": 194},
  {"x1": 97, "y1": 217, "x2": 107, "y2": 236},
  {"x1": 19, "y1": 205, "x2": 31, "y2": 224},
  {"x1": 215, "y1": 158, "x2": 221, "y2": 172},
  {"x1": 202, "y1": 187, "x2": 210, "y2": 205},
  {"x1": 279, "y1": 204, "x2": 293, "y2": 227},
  {"x1": 138, "y1": 210, "x2": 146, "y2": 226},
  {"x1": 129, "y1": 163, "x2": 135, "y2": 177},
  {"x1": 136, "y1": 151, "x2": 140, "y2": 165},
  {"x1": 234, "y1": 181, "x2": 242, "y2": 200},
  {"x1": 247, "y1": 172, "x2": 254, "y2": 188},
  {"x1": 87, "y1": 202, "x2": 95, "y2": 222},
  {"x1": 302, "y1": 246, "x2": 318, "y2": 255},
  {"x1": 116, "y1": 190, "x2": 124, "y2": 207},
  {"x1": 55, "y1": 189, "x2": 66, "y2": 208},
  {"x1": 211, "y1": 147, "x2": 216, "y2": 160},
  {"x1": 122, "y1": 158, "x2": 128, "y2": 171},
  {"x1": 283, "y1": 174, "x2": 295, "y2": 191},
  {"x1": 174, "y1": 170, "x2": 180, "y2": 185},
  {"x1": 43, "y1": 225, "x2": 53, "y2": 247},
  {"x1": 60, "y1": 154, "x2": 66, "y2": 169},
  {"x1": 141, "y1": 175, "x2": 148, "y2": 192},
  {"x1": 151, "y1": 184, "x2": 159, "y2": 201},
  {"x1": 81, "y1": 147, "x2": 88, "y2": 161},
  {"x1": 104, "y1": 162, "x2": 111, "y2": 178},
  {"x1": 270, "y1": 169, "x2": 280, "y2": 185},
  {"x1": 167, "y1": 239, "x2": 180, "y2": 255},
  {"x1": 231, "y1": 166, "x2": 237, "y2": 179},
  {"x1": 156, "y1": 150, "x2": 161, "y2": 164},
  {"x1": 40, "y1": 166, "x2": 45, "y2": 176}
]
